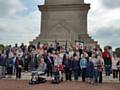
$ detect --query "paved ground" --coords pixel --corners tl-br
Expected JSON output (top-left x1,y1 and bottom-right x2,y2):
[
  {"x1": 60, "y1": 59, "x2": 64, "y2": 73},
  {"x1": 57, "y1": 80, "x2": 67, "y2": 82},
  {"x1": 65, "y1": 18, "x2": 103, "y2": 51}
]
[
  {"x1": 4, "y1": 72, "x2": 120, "y2": 83},
  {"x1": 0, "y1": 79, "x2": 120, "y2": 90},
  {"x1": 0, "y1": 72, "x2": 120, "y2": 90}
]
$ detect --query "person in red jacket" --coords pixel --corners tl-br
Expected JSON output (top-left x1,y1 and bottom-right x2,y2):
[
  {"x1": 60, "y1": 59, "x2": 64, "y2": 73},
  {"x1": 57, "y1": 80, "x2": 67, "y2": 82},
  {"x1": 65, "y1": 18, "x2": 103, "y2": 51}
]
[{"x1": 102, "y1": 47, "x2": 112, "y2": 78}]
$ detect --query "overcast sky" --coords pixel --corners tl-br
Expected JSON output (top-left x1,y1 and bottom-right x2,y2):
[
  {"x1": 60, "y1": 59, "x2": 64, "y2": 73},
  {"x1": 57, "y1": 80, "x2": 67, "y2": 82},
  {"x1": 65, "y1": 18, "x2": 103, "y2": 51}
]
[{"x1": 0, "y1": 0, "x2": 120, "y2": 50}]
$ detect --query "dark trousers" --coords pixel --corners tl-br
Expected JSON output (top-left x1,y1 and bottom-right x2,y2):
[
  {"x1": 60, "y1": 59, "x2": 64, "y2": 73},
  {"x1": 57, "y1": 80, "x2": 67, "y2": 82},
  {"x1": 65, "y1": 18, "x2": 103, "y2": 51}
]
[
  {"x1": 65, "y1": 68, "x2": 72, "y2": 81},
  {"x1": 47, "y1": 66, "x2": 53, "y2": 77},
  {"x1": 74, "y1": 69, "x2": 79, "y2": 80},
  {"x1": 113, "y1": 69, "x2": 118, "y2": 79},
  {"x1": 24, "y1": 63, "x2": 28, "y2": 71},
  {"x1": 7, "y1": 66, "x2": 13, "y2": 75},
  {"x1": 16, "y1": 67, "x2": 21, "y2": 79},
  {"x1": 98, "y1": 71, "x2": 102, "y2": 83},
  {"x1": 118, "y1": 70, "x2": 120, "y2": 81},
  {"x1": 81, "y1": 68, "x2": 86, "y2": 82}
]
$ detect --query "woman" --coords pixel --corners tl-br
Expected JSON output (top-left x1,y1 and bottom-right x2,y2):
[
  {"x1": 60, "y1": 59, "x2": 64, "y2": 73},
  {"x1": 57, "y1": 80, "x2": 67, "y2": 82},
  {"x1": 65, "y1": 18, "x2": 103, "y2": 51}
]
[
  {"x1": 24, "y1": 53, "x2": 29, "y2": 72},
  {"x1": 80, "y1": 54, "x2": 87, "y2": 82},
  {"x1": 112, "y1": 54, "x2": 119, "y2": 80},
  {"x1": 87, "y1": 57, "x2": 94, "y2": 84},
  {"x1": 6, "y1": 50, "x2": 14, "y2": 78},
  {"x1": 97, "y1": 55, "x2": 104, "y2": 83},
  {"x1": 37, "y1": 57, "x2": 47, "y2": 73},
  {"x1": 30, "y1": 57, "x2": 47, "y2": 84},
  {"x1": 15, "y1": 57, "x2": 23, "y2": 80},
  {"x1": 91, "y1": 54, "x2": 99, "y2": 84},
  {"x1": 63, "y1": 53, "x2": 72, "y2": 81},
  {"x1": 54, "y1": 51, "x2": 64, "y2": 81},
  {"x1": 117, "y1": 59, "x2": 120, "y2": 82}
]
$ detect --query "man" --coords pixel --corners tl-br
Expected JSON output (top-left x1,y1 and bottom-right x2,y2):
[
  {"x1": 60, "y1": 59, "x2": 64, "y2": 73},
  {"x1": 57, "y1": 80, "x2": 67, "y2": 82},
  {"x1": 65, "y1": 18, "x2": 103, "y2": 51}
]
[
  {"x1": 102, "y1": 48, "x2": 112, "y2": 78},
  {"x1": 0, "y1": 52, "x2": 6, "y2": 78},
  {"x1": 45, "y1": 52, "x2": 54, "y2": 78}
]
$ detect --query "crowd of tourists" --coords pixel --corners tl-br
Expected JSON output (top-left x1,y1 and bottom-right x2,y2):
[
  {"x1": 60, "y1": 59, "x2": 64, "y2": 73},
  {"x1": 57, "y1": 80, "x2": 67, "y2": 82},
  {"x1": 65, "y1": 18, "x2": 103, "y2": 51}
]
[{"x1": 0, "y1": 41, "x2": 120, "y2": 85}]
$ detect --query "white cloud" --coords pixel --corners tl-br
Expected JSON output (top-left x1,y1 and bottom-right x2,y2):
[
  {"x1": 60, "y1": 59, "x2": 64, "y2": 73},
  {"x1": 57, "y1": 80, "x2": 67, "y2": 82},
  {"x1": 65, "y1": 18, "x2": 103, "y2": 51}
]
[
  {"x1": 0, "y1": 0, "x2": 42, "y2": 46},
  {"x1": 0, "y1": 10, "x2": 41, "y2": 45},
  {"x1": 0, "y1": 0, "x2": 27, "y2": 17}
]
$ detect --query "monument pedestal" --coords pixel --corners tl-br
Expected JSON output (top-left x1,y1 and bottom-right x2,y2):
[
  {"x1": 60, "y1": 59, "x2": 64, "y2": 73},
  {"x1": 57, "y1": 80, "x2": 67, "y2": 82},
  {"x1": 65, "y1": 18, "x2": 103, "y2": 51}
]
[{"x1": 30, "y1": 0, "x2": 97, "y2": 46}]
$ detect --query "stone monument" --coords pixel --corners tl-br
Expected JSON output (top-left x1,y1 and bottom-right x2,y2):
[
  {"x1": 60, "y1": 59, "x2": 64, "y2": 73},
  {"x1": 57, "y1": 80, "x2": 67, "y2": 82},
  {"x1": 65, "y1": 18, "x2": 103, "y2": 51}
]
[{"x1": 31, "y1": 0, "x2": 97, "y2": 46}]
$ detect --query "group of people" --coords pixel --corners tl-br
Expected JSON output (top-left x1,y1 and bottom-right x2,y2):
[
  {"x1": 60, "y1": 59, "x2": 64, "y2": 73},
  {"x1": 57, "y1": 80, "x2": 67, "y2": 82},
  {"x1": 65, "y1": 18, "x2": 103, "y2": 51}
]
[{"x1": 0, "y1": 41, "x2": 120, "y2": 85}]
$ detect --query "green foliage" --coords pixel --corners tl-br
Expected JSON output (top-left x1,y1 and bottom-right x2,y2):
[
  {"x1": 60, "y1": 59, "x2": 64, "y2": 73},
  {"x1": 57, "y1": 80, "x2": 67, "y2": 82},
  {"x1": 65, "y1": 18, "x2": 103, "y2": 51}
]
[
  {"x1": 0, "y1": 44, "x2": 5, "y2": 52},
  {"x1": 115, "y1": 48, "x2": 120, "y2": 57}
]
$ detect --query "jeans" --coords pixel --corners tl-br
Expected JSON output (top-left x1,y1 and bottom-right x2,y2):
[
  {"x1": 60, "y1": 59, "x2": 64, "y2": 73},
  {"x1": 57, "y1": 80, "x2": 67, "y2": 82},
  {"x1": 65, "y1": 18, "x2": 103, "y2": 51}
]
[
  {"x1": 105, "y1": 65, "x2": 111, "y2": 76},
  {"x1": 94, "y1": 69, "x2": 99, "y2": 83}
]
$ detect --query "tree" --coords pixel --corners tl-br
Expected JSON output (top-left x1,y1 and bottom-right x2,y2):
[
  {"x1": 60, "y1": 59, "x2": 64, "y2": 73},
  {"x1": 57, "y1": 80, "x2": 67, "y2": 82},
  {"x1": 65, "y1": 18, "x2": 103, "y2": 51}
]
[
  {"x1": 0, "y1": 44, "x2": 5, "y2": 52},
  {"x1": 115, "y1": 48, "x2": 120, "y2": 58}
]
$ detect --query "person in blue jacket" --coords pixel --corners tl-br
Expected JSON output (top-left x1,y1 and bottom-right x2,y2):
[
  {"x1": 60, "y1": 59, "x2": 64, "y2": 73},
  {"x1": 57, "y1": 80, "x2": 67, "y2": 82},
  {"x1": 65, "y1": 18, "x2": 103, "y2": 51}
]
[
  {"x1": 80, "y1": 54, "x2": 88, "y2": 82},
  {"x1": 86, "y1": 57, "x2": 94, "y2": 84}
]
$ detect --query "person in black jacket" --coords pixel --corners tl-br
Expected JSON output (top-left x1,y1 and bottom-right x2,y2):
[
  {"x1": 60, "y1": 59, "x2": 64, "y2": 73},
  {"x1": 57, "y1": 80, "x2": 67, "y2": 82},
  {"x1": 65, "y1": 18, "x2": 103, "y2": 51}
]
[
  {"x1": 117, "y1": 59, "x2": 120, "y2": 81},
  {"x1": 15, "y1": 57, "x2": 23, "y2": 80},
  {"x1": 72, "y1": 53, "x2": 80, "y2": 80},
  {"x1": 0, "y1": 53, "x2": 6, "y2": 78},
  {"x1": 63, "y1": 53, "x2": 72, "y2": 81},
  {"x1": 45, "y1": 52, "x2": 54, "y2": 77}
]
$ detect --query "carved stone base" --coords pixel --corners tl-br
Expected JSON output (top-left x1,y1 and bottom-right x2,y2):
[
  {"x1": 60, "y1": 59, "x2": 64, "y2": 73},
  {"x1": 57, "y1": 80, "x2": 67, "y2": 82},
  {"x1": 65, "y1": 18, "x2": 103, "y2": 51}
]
[{"x1": 30, "y1": 33, "x2": 97, "y2": 47}]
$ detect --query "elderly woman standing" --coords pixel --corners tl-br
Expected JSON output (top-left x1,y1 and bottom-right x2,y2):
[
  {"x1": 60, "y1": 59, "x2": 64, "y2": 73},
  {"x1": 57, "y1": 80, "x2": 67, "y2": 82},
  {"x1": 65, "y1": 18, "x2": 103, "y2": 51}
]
[
  {"x1": 15, "y1": 57, "x2": 23, "y2": 80},
  {"x1": 112, "y1": 54, "x2": 119, "y2": 80},
  {"x1": 97, "y1": 55, "x2": 104, "y2": 83},
  {"x1": 72, "y1": 52, "x2": 79, "y2": 81},
  {"x1": 54, "y1": 51, "x2": 64, "y2": 81},
  {"x1": 63, "y1": 53, "x2": 73, "y2": 81},
  {"x1": 80, "y1": 54, "x2": 87, "y2": 82}
]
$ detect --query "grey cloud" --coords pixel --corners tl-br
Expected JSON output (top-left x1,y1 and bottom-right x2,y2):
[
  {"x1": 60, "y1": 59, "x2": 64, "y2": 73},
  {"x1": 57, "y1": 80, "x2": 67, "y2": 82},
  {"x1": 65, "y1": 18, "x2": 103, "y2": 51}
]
[
  {"x1": 101, "y1": 0, "x2": 120, "y2": 9},
  {"x1": 93, "y1": 27, "x2": 120, "y2": 39},
  {"x1": 91, "y1": 27, "x2": 120, "y2": 48}
]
